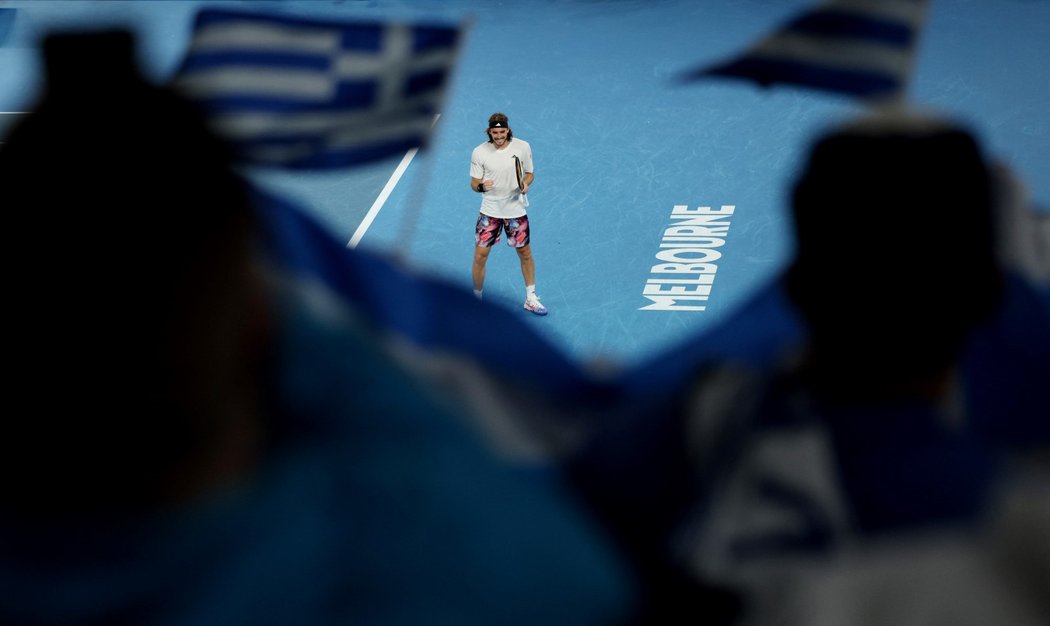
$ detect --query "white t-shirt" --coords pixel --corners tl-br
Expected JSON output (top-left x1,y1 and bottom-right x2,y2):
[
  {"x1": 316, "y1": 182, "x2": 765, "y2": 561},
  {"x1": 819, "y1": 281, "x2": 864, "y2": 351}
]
[{"x1": 470, "y1": 138, "x2": 533, "y2": 219}]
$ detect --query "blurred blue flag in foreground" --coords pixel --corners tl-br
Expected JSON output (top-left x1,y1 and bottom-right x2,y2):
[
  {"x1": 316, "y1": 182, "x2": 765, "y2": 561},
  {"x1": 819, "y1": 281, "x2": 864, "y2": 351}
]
[
  {"x1": 678, "y1": 0, "x2": 930, "y2": 101},
  {"x1": 0, "y1": 8, "x2": 16, "y2": 46},
  {"x1": 251, "y1": 185, "x2": 617, "y2": 459},
  {"x1": 172, "y1": 8, "x2": 463, "y2": 169}
]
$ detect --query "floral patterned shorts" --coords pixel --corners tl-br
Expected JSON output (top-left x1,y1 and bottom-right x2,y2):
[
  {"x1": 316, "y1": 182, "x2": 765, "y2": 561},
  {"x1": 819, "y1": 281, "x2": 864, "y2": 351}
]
[{"x1": 474, "y1": 213, "x2": 530, "y2": 248}]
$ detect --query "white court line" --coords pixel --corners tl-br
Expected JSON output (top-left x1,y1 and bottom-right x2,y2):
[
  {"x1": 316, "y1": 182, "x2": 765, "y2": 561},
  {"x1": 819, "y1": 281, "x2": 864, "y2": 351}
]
[
  {"x1": 347, "y1": 113, "x2": 440, "y2": 249},
  {"x1": 347, "y1": 146, "x2": 419, "y2": 249},
  {"x1": 1, "y1": 109, "x2": 420, "y2": 242}
]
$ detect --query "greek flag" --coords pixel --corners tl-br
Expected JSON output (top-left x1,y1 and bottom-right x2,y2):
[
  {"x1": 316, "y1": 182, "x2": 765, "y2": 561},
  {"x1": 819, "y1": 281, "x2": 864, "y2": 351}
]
[
  {"x1": 679, "y1": 0, "x2": 930, "y2": 101},
  {"x1": 172, "y1": 8, "x2": 464, "y2": 169}
]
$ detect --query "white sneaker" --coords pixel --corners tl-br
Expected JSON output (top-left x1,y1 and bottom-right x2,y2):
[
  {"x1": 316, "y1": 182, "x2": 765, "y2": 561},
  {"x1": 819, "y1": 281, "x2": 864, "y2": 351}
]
[{"x1": 523, "y1": 293, "x2": 548, "y2": 316}]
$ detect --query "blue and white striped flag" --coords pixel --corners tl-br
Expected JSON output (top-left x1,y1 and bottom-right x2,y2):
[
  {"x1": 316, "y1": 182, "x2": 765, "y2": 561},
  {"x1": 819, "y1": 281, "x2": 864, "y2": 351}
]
[
  {"x1": 172, "y1": 8, "x2": 464, "y2": 169},
  {"x1": 679, "y1": 0, "x2": 930, "y2": 101}
]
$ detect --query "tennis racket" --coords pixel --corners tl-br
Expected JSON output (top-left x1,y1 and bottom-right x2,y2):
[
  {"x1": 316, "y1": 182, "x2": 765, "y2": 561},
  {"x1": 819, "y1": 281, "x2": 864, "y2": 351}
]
[
  {"x1": 513, "y1": 155, "x2": 525, "y2": 192},
  {"x1": 513, "y1": 155, "x2": 529, "y2": 207}
]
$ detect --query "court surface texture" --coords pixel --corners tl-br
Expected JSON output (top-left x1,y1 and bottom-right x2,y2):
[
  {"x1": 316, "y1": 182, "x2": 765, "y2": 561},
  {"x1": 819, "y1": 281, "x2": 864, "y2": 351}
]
[{"x1": 2, "y1": 0, "x2": 1047, "y2": 370}]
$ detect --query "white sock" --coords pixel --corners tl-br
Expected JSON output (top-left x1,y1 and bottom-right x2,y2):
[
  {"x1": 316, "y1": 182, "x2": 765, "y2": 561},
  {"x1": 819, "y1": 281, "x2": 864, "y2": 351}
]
[
  {"x1": 526, "y1": 284, "x2": 536, "y2": 299},
  {"x1": 473, "y1": 289, "x2": 483, "y2": 300}
]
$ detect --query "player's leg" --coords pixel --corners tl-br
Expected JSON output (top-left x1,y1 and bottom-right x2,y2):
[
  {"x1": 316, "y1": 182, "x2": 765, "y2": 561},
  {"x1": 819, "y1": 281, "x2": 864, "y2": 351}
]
[
  {"x1": 473, "y1": 213, "x2": 500, "y2": 299},
  {"x1": 473, "y1": 245, "x2": 491, "y2": 296},
  {"x1": 507, "y1": 216, "x2": 534, "y2": 285},
  {"x1": 508, "y1": 217, "x2": 547, "y2": 315},
  {"x1": 515, "y1": 244, "x2": 536, "y2": 287}
]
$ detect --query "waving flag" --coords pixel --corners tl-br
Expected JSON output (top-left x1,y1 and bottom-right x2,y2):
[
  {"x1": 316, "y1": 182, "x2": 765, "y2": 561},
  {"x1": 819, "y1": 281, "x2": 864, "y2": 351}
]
[
  {"x1": 250, "y1": 185, "x2": 619, "y2": 459},
  {"x1": 679, "y1": 0, "x2": 930, "y2": 101},
  {"x1": 0, "y1": 8, "x2": 15, "y2": 46},
  {"x1": 171, "y1": 8, "x2": 464, "y2": 169}
]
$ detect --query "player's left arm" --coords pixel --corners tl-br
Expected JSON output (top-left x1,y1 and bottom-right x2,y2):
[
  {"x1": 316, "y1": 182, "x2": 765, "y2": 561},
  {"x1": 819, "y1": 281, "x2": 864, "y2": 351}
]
[{"x1": 522, "y1": 147, "x2": 534, "y2": 193}]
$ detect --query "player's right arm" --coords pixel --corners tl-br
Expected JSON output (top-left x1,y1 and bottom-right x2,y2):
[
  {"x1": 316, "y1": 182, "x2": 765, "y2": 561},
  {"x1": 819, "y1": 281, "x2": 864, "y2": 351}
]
[{"x1": 470, "y1": 146, "x2": 495, "y2": 192}]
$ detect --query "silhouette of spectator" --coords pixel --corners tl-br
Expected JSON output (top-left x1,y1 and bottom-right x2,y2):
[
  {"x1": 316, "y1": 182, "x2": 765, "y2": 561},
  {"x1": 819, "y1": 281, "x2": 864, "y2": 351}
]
[
  {"x1": 565, "y1": 108, "x2": 1049, "y2": 625},
  {"x1": 0, "y1": 29, "x2": 641, "y2": 626}
]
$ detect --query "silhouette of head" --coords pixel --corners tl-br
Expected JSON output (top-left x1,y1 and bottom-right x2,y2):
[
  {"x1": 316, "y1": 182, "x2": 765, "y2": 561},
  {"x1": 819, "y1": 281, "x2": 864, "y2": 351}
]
[
  {"x1": 785, "y1": 109, "x2": 1001, "y2": 395},
  {"x1": 0, "y1": 30, "x2": 269, "y2": 514}
]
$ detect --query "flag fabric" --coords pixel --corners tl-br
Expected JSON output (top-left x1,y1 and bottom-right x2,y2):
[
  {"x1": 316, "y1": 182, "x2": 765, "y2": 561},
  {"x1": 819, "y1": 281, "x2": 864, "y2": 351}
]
[
  {"x1": 0, "y1": 8, "x2": 16, "y2": 47},
  {"x1": 679, "y1": 0, "x2": 930, "y2": 101},
  {"x1": 250, "y1": 185, "x2": 619, "y2": 460},
  {"x1": 171, "y1": 8, "x2": 464, "y2": 169}
]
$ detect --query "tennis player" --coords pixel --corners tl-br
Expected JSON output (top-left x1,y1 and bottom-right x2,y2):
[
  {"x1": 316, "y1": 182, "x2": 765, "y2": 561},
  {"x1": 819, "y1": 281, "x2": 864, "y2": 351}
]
[{"x1": 469, "y1": 112, "x2": 546, "y2": 315}]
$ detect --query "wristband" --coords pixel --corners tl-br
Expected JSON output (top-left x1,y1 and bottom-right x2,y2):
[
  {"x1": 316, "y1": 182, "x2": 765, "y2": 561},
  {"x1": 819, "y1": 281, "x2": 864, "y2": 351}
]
[{"x1": 475, "y1": 183, "x2": 485, "y2": 192}]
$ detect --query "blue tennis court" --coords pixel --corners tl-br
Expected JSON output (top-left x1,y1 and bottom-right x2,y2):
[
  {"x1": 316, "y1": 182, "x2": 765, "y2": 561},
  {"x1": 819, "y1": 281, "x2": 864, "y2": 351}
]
[{"x1": 2, "y1": 0, "x2": 1047, "y2": 368}]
